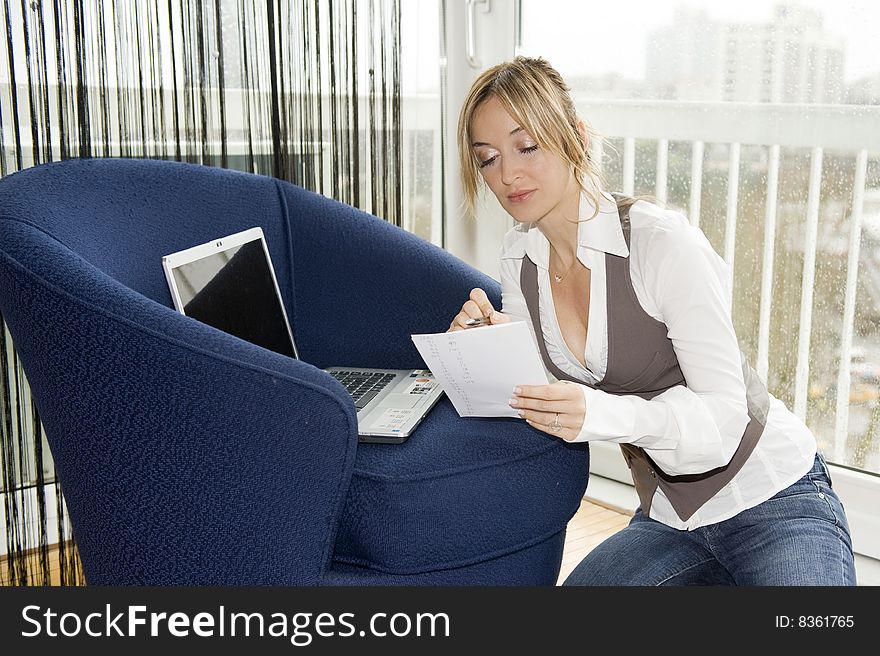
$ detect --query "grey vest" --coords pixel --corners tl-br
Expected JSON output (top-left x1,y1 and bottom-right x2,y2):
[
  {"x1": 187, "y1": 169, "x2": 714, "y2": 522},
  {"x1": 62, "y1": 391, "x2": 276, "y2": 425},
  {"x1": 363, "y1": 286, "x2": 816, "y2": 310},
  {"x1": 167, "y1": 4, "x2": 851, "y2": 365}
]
[{"x1": 521, "y1": 194, "x2": 769, "y2": 522}]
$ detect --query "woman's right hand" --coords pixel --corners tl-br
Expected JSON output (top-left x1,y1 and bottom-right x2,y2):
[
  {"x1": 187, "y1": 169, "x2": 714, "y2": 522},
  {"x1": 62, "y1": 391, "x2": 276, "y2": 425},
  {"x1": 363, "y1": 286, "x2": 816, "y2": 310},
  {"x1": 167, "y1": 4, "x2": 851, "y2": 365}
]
[{"x1": 448, "y1": 288, "x2": 511, "y2": 332}]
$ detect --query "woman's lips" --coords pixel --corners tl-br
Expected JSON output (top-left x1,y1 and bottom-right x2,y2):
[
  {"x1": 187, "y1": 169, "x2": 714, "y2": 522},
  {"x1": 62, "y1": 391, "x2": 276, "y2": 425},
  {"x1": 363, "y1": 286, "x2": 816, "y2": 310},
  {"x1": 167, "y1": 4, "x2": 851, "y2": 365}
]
[{"x1": 507, "y1": 189, "x2": 535, "y2": 203}]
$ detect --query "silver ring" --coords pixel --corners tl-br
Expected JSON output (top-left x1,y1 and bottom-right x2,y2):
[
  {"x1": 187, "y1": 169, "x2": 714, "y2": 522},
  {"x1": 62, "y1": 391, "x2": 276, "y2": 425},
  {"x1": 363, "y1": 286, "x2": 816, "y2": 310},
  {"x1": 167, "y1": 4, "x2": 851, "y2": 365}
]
[{"x1": 550, "y1": 413, "x2": 562, "y2": 432}]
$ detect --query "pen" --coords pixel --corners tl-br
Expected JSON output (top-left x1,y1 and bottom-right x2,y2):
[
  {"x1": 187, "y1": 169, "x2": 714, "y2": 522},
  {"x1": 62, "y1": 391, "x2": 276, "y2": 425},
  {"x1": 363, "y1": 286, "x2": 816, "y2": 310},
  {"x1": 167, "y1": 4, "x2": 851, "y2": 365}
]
[{"x1": 465, "y1": 317, "x2": 489, "y2": 327}]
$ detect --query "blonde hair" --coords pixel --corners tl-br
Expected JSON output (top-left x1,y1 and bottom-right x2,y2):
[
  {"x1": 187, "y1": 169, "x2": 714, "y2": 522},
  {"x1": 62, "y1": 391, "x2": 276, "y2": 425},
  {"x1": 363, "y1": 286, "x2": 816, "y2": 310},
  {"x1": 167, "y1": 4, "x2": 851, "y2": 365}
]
[{"x1": 457, "y1": 56, "x2": 605, "y2": 219}]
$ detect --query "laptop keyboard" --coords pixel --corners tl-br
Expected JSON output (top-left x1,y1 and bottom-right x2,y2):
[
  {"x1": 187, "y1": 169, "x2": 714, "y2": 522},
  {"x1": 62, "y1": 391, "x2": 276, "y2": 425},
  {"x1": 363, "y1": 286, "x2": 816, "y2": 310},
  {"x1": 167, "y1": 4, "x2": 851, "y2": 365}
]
[{"x1": 329, "y1": 370, "x2": 398, "y2": 409}]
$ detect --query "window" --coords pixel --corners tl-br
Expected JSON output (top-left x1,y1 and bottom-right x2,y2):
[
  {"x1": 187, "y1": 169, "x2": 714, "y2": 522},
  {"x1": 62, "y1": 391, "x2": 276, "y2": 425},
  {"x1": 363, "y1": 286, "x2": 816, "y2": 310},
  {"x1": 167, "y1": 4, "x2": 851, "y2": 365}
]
[
  {"x1": 400, "y1": 0, "x2": 442, "y2": 244},
  {"x1": 518, "y1": 0, "x2": 880, "y2": 479}
]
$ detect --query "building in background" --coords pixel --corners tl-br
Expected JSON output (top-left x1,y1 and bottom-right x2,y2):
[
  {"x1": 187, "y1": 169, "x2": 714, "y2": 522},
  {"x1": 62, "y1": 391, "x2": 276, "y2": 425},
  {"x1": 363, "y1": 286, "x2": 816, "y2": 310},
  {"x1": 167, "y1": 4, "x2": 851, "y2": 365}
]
[{"x1": 646, "y1": 3, "x2": 846, "y2": 103}]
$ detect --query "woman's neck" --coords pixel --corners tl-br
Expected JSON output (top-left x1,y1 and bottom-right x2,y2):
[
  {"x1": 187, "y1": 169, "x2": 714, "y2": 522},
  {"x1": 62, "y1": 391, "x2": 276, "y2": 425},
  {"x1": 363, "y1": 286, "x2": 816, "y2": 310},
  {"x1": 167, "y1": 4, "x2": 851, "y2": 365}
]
[{"x1": 538, "y1": 181, "x2": 582, "y2": 269}]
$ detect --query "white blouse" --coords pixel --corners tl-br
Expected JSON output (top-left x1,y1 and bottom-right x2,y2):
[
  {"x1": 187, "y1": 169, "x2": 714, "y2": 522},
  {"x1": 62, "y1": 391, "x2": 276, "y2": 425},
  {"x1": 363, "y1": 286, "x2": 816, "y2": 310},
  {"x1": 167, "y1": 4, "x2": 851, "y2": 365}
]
[{"x1": 498, "y1": 190, "x2": 816, "y2": 530}]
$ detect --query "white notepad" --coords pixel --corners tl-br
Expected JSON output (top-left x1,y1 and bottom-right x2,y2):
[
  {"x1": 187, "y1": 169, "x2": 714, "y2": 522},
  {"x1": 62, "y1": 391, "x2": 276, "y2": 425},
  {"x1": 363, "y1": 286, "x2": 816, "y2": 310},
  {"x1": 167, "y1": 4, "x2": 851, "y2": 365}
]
[{"x1": 411, "y1": 322, "x2": 549, "y2": 418}]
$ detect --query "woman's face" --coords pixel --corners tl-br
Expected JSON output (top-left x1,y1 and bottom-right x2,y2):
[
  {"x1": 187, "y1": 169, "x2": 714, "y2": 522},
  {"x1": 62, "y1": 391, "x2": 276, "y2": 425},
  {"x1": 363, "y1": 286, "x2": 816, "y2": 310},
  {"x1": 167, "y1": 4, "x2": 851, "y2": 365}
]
[{"x1": 469, "y1": 95, "x2": 576, "y2": 224}]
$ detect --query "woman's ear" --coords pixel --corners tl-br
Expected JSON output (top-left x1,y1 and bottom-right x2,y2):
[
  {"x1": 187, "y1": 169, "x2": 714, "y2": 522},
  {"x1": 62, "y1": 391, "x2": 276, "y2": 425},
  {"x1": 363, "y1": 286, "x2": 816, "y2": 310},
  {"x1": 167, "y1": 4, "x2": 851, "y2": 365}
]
[{"x1": 576, "y1": 120, "x2": 588, "y2": 151}]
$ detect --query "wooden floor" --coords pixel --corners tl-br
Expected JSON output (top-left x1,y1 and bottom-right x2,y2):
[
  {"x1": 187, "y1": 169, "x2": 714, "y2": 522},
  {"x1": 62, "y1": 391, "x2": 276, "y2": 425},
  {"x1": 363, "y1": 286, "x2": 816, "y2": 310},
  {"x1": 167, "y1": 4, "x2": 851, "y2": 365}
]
[
  {"x1": 557, "y1": 497, "x2": 633, "y2": 585},
  {"x1": 1, "y1": 499, "x2": 632, "y2": 586},
  {"x1": 0, "y1": 540, "x2": 81, "y2": 586}
]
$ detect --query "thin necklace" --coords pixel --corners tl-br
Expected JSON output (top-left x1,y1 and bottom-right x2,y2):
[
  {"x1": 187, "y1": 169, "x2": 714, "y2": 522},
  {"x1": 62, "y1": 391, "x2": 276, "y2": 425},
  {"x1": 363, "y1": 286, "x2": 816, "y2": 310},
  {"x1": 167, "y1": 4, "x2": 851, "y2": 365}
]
[
  {"x1": 552, "y1": 260, "x2": 579, "y2": 283},
  {"x1": 551, "y1": 247, "x2": 578, "y2": 284}
]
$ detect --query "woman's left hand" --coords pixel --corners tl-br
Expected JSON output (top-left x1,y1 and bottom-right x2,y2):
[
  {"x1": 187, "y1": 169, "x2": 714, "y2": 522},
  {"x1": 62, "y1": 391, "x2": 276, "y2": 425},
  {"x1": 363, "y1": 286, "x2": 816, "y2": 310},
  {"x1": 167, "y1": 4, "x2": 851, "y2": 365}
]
[{"x1": 509, "y1": 381, "x2": 585, "y2": 441}]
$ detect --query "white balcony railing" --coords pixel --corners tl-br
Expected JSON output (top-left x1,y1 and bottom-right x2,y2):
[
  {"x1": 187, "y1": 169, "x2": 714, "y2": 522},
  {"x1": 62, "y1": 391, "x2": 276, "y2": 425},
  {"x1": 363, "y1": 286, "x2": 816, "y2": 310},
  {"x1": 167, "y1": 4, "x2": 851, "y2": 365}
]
[
  {"x1": 578, "y1": 99, "x2": 880, "y2": 471},
  {"x1": 569, "y1": 100, "x2": 880, "y2": 578}
]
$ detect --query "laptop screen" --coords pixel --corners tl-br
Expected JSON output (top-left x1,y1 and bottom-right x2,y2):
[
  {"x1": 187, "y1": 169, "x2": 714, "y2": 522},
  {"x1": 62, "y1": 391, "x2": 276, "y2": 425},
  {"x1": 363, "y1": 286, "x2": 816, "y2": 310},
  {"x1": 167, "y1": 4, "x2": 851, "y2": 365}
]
[{"x1": 165, "y1": 232, "x2": 298, "y2": 359}]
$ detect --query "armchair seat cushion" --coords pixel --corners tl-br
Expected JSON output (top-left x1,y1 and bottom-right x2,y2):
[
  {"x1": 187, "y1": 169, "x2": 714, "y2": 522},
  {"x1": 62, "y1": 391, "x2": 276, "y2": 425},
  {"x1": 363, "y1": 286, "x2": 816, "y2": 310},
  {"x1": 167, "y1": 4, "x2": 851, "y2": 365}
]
[{"x1": 334, "y1": 398, "x2": 590, "y2": 574}]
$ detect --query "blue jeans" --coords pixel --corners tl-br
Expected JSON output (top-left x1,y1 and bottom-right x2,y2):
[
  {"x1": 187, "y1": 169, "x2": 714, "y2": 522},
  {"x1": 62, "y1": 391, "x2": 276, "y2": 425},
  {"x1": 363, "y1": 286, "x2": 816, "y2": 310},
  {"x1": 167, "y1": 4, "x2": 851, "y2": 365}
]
[{"x1": 563, "y1": 454, "x2": 857, "y2": 586}]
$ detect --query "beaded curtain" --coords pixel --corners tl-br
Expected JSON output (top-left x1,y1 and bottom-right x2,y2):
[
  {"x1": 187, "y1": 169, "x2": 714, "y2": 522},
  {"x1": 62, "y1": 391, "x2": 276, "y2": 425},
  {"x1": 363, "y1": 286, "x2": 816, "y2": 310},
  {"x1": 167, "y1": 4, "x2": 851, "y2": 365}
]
[{"x1": 0, "y1": 0, "x2": 401, "y2": 585}]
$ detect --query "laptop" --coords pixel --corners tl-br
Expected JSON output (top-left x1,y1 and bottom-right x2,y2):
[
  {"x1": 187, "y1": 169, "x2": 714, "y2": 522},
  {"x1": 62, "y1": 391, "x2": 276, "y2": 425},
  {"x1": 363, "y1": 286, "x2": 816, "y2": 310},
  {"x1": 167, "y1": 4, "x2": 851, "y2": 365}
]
[{"x1": 161, "y1": 226, "x2": 444, "y2": 444}]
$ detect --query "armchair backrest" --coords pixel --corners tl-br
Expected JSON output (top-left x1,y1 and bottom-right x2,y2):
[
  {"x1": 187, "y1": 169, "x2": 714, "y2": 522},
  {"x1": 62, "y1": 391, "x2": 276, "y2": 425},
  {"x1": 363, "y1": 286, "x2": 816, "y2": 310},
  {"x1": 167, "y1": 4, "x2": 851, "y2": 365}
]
[{"x1": 0, "y1": 158, "x2": 294, "y2": 306}]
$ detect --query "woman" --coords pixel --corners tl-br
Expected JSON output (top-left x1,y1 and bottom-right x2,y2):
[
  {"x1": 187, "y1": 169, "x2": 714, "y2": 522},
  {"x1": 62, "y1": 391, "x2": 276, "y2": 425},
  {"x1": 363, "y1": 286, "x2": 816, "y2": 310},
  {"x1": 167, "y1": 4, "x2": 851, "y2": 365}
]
[{"x1": 449, "y1": 56, "x2": 856, "y2": 586}]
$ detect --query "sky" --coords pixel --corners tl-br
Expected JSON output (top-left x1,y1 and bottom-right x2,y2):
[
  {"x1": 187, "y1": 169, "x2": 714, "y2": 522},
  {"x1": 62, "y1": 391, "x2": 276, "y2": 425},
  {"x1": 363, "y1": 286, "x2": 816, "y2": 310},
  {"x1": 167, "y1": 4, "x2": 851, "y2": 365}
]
[{"x1": 517, "y1": 0, "x2": 878, "y2": 83}]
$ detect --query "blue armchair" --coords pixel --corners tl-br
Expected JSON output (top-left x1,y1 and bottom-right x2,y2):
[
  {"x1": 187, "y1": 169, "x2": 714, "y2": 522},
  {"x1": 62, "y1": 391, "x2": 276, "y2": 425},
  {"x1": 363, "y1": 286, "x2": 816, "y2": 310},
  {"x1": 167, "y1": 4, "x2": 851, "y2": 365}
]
[{"x1": 0, "y1": 158, "x2": 590, "y2": 585}]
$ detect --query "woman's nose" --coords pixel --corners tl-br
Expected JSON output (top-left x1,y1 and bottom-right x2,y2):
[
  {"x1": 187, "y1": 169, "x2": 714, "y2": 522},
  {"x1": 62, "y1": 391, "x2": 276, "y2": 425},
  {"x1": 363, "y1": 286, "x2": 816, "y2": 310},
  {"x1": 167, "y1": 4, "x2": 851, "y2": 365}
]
[{"x1": 500, "y1": 157, "x2": 521, "y2": 186}]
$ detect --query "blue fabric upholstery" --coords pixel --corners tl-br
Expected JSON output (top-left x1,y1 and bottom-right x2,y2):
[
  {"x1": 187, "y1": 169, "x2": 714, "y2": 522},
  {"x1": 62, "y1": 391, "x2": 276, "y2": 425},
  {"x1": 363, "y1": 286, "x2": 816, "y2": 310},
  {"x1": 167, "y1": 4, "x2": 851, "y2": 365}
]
[{"x1": 0, "y1": 158, "x2": 590, "y2": 585}]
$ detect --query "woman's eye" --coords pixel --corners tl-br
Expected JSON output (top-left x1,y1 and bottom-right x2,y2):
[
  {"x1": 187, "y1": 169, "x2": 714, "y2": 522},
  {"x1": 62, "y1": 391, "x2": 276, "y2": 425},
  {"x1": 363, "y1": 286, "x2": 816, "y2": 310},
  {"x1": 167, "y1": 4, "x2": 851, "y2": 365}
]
[{"x1": 477, "y1": 145, "x2": 536, "y2": 168}]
